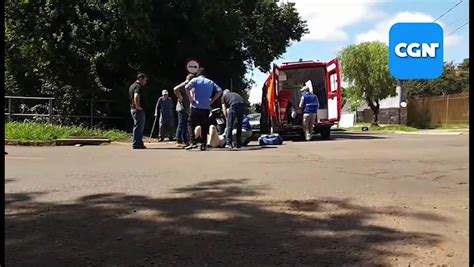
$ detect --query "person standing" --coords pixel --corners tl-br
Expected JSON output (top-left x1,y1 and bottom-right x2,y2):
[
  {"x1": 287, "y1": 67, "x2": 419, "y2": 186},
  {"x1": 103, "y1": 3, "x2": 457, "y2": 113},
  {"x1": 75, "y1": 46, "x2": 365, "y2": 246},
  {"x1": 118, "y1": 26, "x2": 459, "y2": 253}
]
[
  {"x1": 185, "y1": 68, "x2": 223, "y2": 151},
  {"x1": 154, "y1": 90, "x2": 175, "y2": 142},
  {"x1": 221, "y1": 89, "x2": 245, "y2": 148},
  {"x1": 129, "y1": 73, "x2": 148, "y2": 149},
  {"x1": 299, "y1": 85, "x2": 319, "y2": 141},
  {"x1": 232, "y1": 113, "x2": 253, "y2": 146},
  {"x1": 173, "y1": 74, "x2": 194, "y2": 147}
]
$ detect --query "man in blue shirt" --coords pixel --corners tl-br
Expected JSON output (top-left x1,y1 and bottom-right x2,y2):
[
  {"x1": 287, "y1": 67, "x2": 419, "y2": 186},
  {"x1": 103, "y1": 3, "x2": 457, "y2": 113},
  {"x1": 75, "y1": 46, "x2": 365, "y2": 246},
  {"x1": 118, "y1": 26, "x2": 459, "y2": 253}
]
[
  {"x1": 299, "y1": 85, "x2": 319, "y2": 141},
  {"x1": 185, "y1": 68, "x2": 223, "y2": 150}
]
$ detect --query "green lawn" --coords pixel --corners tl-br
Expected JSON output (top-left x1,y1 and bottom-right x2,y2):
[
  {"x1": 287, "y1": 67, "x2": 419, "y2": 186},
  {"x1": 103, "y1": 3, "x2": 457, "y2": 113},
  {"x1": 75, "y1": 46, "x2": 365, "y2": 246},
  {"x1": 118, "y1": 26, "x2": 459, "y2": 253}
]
[{"x1": 5, "y1": 122, "x2": 130, "y2": 142}]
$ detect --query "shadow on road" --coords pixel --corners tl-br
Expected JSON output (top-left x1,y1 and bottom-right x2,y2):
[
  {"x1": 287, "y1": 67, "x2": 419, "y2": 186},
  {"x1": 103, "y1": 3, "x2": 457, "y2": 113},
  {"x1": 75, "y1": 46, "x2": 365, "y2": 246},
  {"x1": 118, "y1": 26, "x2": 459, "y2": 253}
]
[
  {"x1": 288, "y1": 132, "x2": 388, "y2": 142},
  {"x1": 5, "y1": 179, "x2": 442, "y2": 266}
]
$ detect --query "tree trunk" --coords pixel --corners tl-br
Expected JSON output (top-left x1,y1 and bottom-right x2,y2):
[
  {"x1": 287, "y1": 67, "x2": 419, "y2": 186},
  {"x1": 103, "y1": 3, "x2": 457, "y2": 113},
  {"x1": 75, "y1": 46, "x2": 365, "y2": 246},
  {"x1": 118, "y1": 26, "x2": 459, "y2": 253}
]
[
  {"x1": 371, "y1": 107, "x2": 379, "y2": 126},
  {"x1": 366, "y1": 98, "x2": 380, "y2": 127}
]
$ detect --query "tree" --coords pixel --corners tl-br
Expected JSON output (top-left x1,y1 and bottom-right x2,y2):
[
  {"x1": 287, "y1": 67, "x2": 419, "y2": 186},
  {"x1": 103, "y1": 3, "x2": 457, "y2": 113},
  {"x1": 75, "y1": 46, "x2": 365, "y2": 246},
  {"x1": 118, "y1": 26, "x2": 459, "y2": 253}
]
[
  {"x1": 341, "y1": 86, "x2": 363, "y2": 112},
  {"x1": 403, "y1": 59, "x2": 469, "y2": 99},
  {"x1": 338, "y1": 42, "x2": 397, "y2": 126},
  {"x1": 5, "y1": 0, "x2": 307, "y2": 129}
]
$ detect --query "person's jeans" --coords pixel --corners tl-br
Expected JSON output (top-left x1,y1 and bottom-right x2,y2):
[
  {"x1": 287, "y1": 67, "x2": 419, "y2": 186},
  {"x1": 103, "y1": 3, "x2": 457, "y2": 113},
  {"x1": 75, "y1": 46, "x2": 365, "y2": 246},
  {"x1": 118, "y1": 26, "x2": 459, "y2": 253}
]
[
  {"x1": 131, "y1": 108, "x2": 146, "y2": 148},
  {"x1": 302, "y1": 113, "x2": 317, "y2": 141},
  {"x1": 225, "y1": 103, "x2": 245, "y2": 147},
  {"x1": 176, "y1": 111, "x2": 189, "y2": 143},
  {"x1": 188, "y1": 108, "x2": 210, "y2": 145}
]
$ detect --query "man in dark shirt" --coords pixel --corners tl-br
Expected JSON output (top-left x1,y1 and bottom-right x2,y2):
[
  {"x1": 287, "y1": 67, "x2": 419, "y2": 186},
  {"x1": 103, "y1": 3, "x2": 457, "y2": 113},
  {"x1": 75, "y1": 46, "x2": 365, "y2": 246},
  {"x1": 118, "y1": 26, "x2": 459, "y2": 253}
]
[
  {"x1": 221, "y1": 89, "x2": 245, "y2": 148},
  {"x1": 129, "y1": 73, "x2": 148, "y2": 149}
]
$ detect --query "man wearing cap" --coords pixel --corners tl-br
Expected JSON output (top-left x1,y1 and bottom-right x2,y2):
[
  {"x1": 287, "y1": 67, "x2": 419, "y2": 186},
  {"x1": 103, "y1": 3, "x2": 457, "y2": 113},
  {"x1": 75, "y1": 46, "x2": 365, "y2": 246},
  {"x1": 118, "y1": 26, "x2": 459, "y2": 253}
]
[
  {"x1": 299, "y1": 85, "x2": 319, "y2": 141},
  {"x1": 155, "y1": 89, "x2": 175, "y2": 142},
  {"x1": 184, "y1": 68, "x2": 223, "y2": 151},
  {"x1": 221, "y1": 89, "x2": 246, "y2": 148}
]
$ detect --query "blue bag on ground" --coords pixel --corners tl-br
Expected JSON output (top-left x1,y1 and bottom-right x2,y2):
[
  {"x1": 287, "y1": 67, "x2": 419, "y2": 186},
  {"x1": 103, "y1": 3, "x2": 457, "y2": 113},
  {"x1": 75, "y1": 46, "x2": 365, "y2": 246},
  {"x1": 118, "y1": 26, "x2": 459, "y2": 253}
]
[{"x1": 259, "y1": 133, "x2": 283, "y2": 146}]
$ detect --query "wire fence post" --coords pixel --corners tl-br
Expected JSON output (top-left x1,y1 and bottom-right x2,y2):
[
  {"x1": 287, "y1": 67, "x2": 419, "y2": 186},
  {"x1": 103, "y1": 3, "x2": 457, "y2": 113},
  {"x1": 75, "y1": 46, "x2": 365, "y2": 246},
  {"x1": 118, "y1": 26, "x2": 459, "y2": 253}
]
[
  {"x1": 48, "y1": 98, "x2": 53, "y2": 123},
  {"x1": 8, "y1": 98, "x2": 12, "y2": 122},
  {"x1": 445, "y1": 94, "x2": 450, "y2": 127},
  {"x1": 90, "y1": 98, "x2": 94, "y2": 127}
]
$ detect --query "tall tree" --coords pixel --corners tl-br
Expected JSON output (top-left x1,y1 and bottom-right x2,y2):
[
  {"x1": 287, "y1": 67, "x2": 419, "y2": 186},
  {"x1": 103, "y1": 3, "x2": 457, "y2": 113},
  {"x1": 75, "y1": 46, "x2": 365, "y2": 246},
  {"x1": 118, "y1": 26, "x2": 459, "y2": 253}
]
[
  {"x1": 5, "y1": 0, "x2": 307, "y2": 129},
  {"x1": 338, "y1": 42, "x2": 397, "y2": 126}
]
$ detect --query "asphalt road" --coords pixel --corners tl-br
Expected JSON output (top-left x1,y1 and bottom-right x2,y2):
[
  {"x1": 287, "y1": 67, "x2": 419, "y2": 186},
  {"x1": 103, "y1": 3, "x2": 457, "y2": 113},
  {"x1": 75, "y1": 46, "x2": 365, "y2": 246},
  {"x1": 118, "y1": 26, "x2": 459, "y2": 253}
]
[{"x1": 5, "y1": 132, "x2": 469, "y2": 266}]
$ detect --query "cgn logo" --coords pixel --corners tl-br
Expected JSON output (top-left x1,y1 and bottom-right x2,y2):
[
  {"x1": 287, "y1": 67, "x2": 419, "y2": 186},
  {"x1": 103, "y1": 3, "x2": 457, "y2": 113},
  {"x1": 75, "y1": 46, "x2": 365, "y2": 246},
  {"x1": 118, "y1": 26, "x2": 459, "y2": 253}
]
[{"x1": 389, "y1": 22, "x2": 443, "y2": 79}]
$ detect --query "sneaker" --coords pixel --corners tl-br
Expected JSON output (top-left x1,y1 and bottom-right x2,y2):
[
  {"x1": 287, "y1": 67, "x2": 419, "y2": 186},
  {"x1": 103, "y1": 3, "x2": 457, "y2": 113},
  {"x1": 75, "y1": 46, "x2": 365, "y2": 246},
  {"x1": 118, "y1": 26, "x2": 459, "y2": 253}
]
[
  {"x1": 200, "y1": 143, "x2": 207, "y2": 151},
  {"x1": 185, "y1": 144, "x2": 198, "y2": 150},
  {"x1": 158, "y1": 137, "x2": 164, "y2": 142},
  {"x1": 225, "y1": 144, "x2": 233, "y2": 149}
]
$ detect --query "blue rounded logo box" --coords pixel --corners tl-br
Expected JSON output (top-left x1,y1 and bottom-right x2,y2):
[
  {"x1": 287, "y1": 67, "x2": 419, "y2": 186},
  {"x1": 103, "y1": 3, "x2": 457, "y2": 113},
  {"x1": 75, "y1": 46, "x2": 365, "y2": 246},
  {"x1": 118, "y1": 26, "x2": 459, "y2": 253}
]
[{"x1": 389, "y1": 22, "x2": 444, "y2": 79}]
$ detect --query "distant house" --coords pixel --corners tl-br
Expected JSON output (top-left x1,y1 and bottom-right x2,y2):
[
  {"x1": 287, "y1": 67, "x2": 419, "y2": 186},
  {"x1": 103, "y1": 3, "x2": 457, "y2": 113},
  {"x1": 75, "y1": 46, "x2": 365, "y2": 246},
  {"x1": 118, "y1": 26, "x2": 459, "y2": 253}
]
[
  {"x1": 356, "y1": 82, "x2": 408, "y2": 124},
  {"x1": 340, "y1": 80, "x2": 408, "y2": 125}
]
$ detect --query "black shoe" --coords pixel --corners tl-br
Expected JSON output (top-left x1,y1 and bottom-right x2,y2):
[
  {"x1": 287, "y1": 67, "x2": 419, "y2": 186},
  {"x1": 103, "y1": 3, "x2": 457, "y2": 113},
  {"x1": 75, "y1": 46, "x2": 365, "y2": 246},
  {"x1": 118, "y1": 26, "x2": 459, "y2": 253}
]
[
  {"x1": 185, "y1": 144, "x2": 198, "y2": 150},
  {"x1": 200, "y1": 143, "x2": 206, "y2": 151},
  {"x1": 133, "y1": 146, "x2": 147, "y2": 149},
  {"x1": 158, "y1": 137, "x2": 164, "y2": 142}
]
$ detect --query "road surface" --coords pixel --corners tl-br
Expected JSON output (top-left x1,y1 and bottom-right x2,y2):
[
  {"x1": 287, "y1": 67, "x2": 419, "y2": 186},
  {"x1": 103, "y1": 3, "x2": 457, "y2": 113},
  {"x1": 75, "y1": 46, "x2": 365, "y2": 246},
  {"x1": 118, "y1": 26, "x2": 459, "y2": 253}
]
[{"x1": 5, "y1": 132, "x2": 469, "y2": 266}]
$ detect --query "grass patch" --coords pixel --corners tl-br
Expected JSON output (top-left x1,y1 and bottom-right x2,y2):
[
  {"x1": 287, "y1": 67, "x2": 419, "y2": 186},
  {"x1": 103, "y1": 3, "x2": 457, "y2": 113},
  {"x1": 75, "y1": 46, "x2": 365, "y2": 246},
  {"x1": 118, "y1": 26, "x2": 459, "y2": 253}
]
[
  {"x1": 344, "y1": 124, "x2": 418, "y2": 133},
  {"x1": 5, "y1": 122, "x2": 130, "y2": 142}
]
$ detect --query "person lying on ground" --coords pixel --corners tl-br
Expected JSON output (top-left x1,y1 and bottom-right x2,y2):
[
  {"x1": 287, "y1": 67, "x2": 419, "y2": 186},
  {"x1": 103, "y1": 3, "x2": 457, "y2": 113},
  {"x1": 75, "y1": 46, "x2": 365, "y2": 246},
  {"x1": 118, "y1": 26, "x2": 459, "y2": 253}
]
[{"x1": 194, "y1": 125, "x2": 225, "y2": 148}]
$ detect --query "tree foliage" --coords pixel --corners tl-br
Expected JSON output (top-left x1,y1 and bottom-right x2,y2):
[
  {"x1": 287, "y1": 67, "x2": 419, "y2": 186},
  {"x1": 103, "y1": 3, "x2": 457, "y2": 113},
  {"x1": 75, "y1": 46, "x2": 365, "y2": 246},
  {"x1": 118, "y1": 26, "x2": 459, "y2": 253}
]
[
  {"x1": 5, "y1": 0, "x2": 307, "y2": 129},
  {"x1": 403, "y1": 60, "x2": 469, "y2": 99},
  {"x1": 338, "y1": 41, "x2": 397, "y2": 125}
]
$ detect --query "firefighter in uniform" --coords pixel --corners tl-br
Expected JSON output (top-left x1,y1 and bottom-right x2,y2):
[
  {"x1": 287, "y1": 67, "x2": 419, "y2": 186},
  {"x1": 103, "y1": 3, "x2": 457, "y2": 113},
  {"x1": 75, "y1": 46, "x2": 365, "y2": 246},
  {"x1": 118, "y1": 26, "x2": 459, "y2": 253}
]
[{"x1": 299, "y1": 85, "x2": 319, "y2": 141}]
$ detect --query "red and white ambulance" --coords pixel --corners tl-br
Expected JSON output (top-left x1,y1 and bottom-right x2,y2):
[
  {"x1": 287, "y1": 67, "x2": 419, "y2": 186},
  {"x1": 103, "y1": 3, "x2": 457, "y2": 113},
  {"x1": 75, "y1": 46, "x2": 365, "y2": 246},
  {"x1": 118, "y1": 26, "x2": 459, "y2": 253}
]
[{"x1": 259, "y1": 58, "x2": 343, "y2": 139}]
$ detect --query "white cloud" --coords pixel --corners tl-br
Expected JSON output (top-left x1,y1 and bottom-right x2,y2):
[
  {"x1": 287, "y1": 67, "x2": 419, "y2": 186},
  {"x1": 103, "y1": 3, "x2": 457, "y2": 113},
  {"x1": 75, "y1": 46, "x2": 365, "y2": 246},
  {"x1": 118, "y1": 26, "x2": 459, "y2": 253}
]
[
  {"x1": 289, "y1": 0, "x2": 384, "y2": 41},
  {"x1": 355, "y1": 11, "x2": 463, "y2": 48},
  {"x1": 249, "y1": 83, "x2": 262, "y2": 104}
]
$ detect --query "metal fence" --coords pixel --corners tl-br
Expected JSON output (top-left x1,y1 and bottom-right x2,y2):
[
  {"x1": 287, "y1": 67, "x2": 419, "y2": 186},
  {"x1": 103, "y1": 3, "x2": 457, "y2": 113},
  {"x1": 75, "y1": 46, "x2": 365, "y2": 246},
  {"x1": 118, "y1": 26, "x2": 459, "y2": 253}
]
[
  {"x1": 406, "y1": 93, "x2": 469, "y2": 128},
  {"x1": 5, "y1": 96, "x2": 124, "y2": 127}
]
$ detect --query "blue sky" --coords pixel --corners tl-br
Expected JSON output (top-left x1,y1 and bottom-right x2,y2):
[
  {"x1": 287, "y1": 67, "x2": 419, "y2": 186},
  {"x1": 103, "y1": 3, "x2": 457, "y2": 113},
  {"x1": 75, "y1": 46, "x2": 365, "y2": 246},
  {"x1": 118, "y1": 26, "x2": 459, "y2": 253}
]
[{"x1": 247, "y1": 0, "x2": 469, "y2": 103}]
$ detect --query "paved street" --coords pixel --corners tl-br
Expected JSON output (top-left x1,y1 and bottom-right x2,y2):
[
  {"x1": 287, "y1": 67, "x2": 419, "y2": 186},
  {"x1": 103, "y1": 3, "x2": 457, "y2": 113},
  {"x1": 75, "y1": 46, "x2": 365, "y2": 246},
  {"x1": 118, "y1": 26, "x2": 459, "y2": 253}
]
[{"x1": 5, "y1": 132, "x2": 469, "y2": 266}]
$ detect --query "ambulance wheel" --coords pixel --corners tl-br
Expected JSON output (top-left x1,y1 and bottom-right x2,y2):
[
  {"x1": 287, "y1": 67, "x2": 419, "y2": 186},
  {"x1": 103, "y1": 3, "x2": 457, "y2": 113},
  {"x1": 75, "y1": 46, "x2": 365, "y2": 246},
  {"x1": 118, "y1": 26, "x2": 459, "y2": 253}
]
[{"x1": 320, "y1": 127, "x2": 331, "y2": 139}]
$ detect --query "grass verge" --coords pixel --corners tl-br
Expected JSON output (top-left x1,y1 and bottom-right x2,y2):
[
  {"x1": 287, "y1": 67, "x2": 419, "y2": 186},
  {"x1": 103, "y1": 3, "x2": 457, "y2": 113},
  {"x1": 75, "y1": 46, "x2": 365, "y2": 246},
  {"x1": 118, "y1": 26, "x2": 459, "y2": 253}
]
[
  {"x1": 343, "y1": 123, "x2": 418, "y2": 133},
  {"x1": 5, "y1": 122, "x2": 130, "y2": 142}
]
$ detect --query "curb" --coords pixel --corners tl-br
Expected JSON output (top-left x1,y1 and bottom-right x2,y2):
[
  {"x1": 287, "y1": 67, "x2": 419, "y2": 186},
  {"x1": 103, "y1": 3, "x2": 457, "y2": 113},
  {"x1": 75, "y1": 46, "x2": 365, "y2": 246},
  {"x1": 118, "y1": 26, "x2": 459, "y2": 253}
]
[
  {"x1": 5, "y1": 140, "x2": 57, "y2": 146},
  {"x1": 6, "y1": 138, "x2": 111, "y2": 146},
  {"x1": 393, "y1": 131, "x2": 465, "y2": 135}
]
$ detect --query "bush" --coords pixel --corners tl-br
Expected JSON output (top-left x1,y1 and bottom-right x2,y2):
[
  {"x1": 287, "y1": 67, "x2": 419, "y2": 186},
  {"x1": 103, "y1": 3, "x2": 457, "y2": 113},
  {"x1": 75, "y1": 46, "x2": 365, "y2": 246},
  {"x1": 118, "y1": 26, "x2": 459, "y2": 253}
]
[{"x1": 5, "y1": 122, "x2": 129, "y2": 142}]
